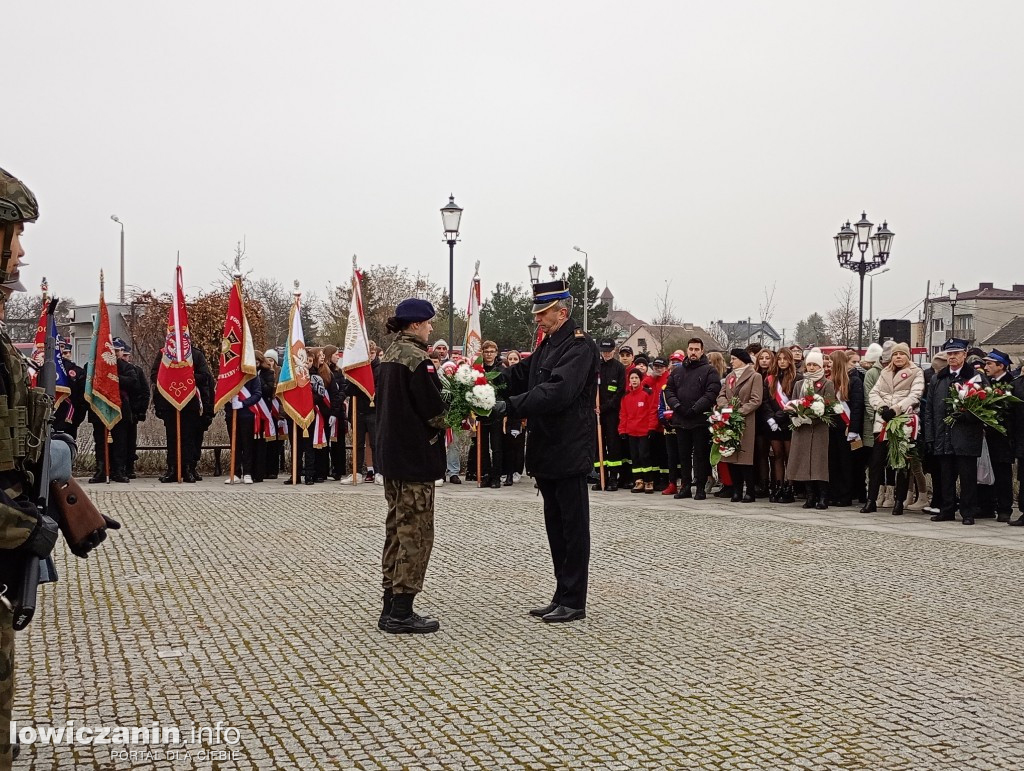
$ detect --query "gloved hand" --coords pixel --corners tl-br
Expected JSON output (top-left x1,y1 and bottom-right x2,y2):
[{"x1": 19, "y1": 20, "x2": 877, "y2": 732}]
[
  {"x1": 847, "y1": 432, "x2": 861, "y2": 443},
  {"x1": 69, "y1": 514, "x2": 122, "y2": 559},
  {"x1": 880, "y1": 407, "x2": 897, "y2": 422},
  {"x1": 329, "y1": 415, "x2": 337, "y2": 432},
  {"x1": 683, "y1": 406, "x2": 697, "y2": 417},
  {"x1": 768, "y1": 418, "x2": 779, "y2": 432},
  {"x1": 490, "y1": 400, "x2": 507, "y2": 418},
  {"x1": 20, "y1": 512, "x2": 59, "y2": 558},
  {"x1": 48, "y1": 434, "x2": 76, "y2": 484}
]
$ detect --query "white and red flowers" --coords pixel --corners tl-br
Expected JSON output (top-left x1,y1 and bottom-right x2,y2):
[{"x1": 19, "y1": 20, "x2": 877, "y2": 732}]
[
  {"x1": 440, "y1": 362, "x2": 500, "y2": 429},
  {"x1": 709, "y1": 399, "x2": 745, "y2": 463}
]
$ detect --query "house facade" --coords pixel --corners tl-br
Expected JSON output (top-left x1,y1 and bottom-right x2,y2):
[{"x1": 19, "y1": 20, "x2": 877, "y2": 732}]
[{"x1": 925, "y1": 283, "x2": 1024, "y2": 355}]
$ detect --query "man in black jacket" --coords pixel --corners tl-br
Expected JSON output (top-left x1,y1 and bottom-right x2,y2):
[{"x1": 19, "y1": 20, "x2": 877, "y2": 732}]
[
  {"x1": 87, "y1": 348, "x2": 139, "y2": 483},
  {"x1": 118, "y1": 341, "x2": 150, "y2": 479},
  {"x1": 664, "y1": 338, "x2": 722, "y2": 500},
  {"x1": 923, "y1": 338, "x2": 989, "y2": 525},
  {"x1": 979, "y1": 349, "x2": 1016, "y2": 521},
  {"x1": 477, "y1": 340, "x2": 505, "y2": 488},
  {"x1": 595, "y1": 338, "x2": 626, "y2": 491},
  {"x1": 493, "y1": 280, "x2": 599, "y2": 624}
]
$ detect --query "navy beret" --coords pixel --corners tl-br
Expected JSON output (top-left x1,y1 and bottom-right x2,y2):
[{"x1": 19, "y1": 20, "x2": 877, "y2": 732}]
[{"x1": 395, "y1": 298, "x2": 436, "y2": 323}]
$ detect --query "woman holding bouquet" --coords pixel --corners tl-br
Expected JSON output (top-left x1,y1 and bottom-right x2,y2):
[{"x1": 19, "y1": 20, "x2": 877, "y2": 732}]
[
  {"x1": 619, "y1": 369, "x2": 659, "y2": 493},
  {"x1": 786, "y1": 351, "x2": 834, "y2": 509},
  {"x1": 862, "y1": 343, "x2": 924, "y2": 515},
  {"x1": 716, "y1": 349, "x2": 763, "y2": 503}
]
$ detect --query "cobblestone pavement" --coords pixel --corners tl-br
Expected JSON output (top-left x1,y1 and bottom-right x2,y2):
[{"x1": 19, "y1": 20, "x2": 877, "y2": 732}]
[{"x1": 15, "y1": 477, "x2": 1024, "y2": 770}]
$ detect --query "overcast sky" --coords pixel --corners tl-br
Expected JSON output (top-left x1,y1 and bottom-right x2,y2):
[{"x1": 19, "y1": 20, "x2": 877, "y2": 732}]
[{"x1": 10, "y1": 1, "x2": 1023, "y2": 339}]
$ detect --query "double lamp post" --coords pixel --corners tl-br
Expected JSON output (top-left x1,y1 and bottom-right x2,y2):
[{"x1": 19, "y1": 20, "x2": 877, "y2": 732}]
[{"x1": 834, "y1": 212, "x2": 894, "y2": 350}]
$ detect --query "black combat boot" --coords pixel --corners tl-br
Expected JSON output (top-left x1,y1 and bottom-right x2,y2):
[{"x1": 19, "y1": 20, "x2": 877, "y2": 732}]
[
  {"x1": 815, "y1": 482, "x2": 829, "y2": 510},
  {"x1": 383, "y1": 593, "x2": 440, "y2": 634},
  {"x1": 802, "y1": 485, "x2": 817, "y2": 509},
  {"x1": 606, "y1": 471, "x2": 618, "y2": 492},
  {"x1": 378, "y1": 589, "x2": 393, "y2": 631}
]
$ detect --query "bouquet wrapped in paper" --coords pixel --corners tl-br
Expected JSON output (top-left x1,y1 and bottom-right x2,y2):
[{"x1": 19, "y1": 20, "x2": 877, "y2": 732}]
[
  {"x1": 709, "y1": 399, "x2": 745, "y2": 464},
  {"x1": 788, "y1": 388, "x2": 836, "y2": 428},
  {"x1": 944, "y1": 381, "x2": 1021, "y2": 435},
  {"x1": 880, "y1": 413, "x2": 919, "y2": 470},
  {"x1": 439, "y1": 362, "x2": 500, "y2": 430}
]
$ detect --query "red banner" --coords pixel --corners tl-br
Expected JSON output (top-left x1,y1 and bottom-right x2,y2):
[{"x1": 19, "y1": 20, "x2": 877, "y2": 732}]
[
  {"x1": 214, "y1": 278, "x2": 257, "y2": 412},
  {"x1": 156, "y1": 266, "x2": 197, "y2": 411}
]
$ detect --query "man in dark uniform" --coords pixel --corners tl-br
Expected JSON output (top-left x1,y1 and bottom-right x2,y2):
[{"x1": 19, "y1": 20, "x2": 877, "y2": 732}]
[
  {"x1": 664, "y1": 337, "x2": 722, "y2": 500},
  {"x1": 116, "y1": 339, "x2": 149, "y2": 478},
  {"x1": 923, "y1": 337, "x2": 989, "y2": 525},
  {"x1": 54, "y1": 337, "x2": 87, "y2": 439},
  {"x1": 87, "y1": 339, "x2": 138, "y2": 483},
  {"x1": 190, "y1": 347, "x2": 216, "y2": 481},
  {"x1": 595, "y1": 338, "x2": 626, "y2": 491},
  {"x1": 493, "y1": 280, "x2": 599, "y2": 624},
  {"x1": 979, "y1": 349, "x2": 1016, "y2": 521},
  {"x1": 375, "y1": 298, "x2": 447, "y2": 634}
]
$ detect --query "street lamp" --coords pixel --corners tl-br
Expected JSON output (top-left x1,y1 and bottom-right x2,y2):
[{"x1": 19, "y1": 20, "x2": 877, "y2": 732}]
[
  {"x1": 573, "y1": 245, "x2": 589, "y2": 333},
  {"x1": 110, "y1": 214, "x2": 125, "y2": 303},
  {"x1": 440, "y1": 194, "x2": 462, "y2": 348},
  {"x1": 835, "y1": 212, "x2": 893, "y2": 350},
  {"x1": 868, "y1": 266, "x2": 890, "y2": 343},
  {"x1": 528, "y1": 257, "x2": 541, "y2": 285},
  {"x1": 948, "y1": 284, "x2": 959, "y2": 338}
]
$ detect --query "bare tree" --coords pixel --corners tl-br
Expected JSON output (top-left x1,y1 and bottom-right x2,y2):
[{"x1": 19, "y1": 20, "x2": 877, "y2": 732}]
[
  {"x1": 826, "y1": 283, "x2": 859, "y2": 347},
  {"x1": 759, "y1": 283, "x2": 777, "y2": 328},
  {"x1": 649, "y1": 280, "x2": 682, "y2": 353},
  {"x1": 216, "y1": 239, "x2": 253, "y2": 287}
]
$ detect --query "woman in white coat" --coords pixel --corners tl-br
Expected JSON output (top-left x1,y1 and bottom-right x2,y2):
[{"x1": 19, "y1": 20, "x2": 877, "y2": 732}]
[{"x1": 861, "y1": 343, "x2": 925, "y2": 515}]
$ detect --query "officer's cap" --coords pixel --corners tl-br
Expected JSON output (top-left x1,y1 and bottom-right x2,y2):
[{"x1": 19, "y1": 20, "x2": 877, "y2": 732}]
[
  {"x1": 941, "y1": 338, "x2": 968, "y2": 352},
  {"x1": 531, "y1": 280, "x2": 571, "y2": 314},
  {"x1": 984, "y1": 349, "x2": 1012, "y2": 368},
  {"x1": 112, "y1": 336, "x2": 132, "y2": 353},
  {"x1": 395, "y1": 298, "x2": 435, "y2": 324}
]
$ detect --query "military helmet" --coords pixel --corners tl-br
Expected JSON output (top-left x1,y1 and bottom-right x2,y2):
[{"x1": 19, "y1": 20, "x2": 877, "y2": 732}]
[{"x1": 0, "y1": 167, "x2": 39, "y2": 224}]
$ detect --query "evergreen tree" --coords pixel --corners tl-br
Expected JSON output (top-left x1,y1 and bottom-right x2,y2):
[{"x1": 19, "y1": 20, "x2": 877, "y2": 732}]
[{"x1": 480, "y1": 282, "x2": 535, "y2": 351}]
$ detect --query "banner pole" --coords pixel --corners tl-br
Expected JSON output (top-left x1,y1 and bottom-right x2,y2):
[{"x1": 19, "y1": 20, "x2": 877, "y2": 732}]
[
  {"x1": 292, "y1": 421, "x2": 298, "y2": 485},
  {"x1": 596, "y1": 388, "x2": 605, "y2": 491},
  {"x1": 476, "y1": 419, "x2": 482, "y2": 488},
  {"x1": 104, "y1": 428, "x2": 111, "y2": 484},
  {"x1": 176, "y1": 410, "x2": 183, "y2": 483},
  {"x1": 229, "y1": 409, "x2": 238, "y2": 483},
  {"x1": 352, "y1": 397, "x2": 358, "y2": 484}
]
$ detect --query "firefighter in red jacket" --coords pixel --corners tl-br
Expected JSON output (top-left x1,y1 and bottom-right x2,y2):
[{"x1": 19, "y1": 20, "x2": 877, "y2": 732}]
[{"x1": 618, "y1": 369, "x2": 659, "y2": 493}]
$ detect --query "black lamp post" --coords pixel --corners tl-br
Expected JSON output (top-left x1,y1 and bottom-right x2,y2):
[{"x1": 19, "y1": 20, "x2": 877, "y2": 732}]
[
  {"x1": 440, "y1": 195, "x2": 463, "y2": 347},
  {"x1": 948, "y1": 284, "x2": 959, "y2": 338},
  {"x1": 835, "y1": 212, "x2": 894, "y2": 350},
  {"x1": 528, "y1": 256, "x2": 541, "y2": 285}
]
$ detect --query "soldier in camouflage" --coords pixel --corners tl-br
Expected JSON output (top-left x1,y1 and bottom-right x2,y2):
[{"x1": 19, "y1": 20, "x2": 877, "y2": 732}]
[
  {"x1": 374, "y1": 298, "x2": 447, "y2": 634},
  {"x1": 0, "y1": 168, "x2": 113, "y2": 768}
]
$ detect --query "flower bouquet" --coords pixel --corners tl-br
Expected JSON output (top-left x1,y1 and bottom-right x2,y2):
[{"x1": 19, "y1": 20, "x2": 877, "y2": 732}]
[
  {"x1": 788, "y1": 387, "x2": 836, "y2": 428},
  {"x1": 439, "y1": 362, "x2": 501, "y2": 429},
  {"x1": 709, "y1": 399, "x2": 745, "y2": 464},
  {"x1": 880, "y1": 413, "x2": 919, "y2": 470},
  {"x1": 943, "y1": 382, "x2": 1021, "y2": 435}
]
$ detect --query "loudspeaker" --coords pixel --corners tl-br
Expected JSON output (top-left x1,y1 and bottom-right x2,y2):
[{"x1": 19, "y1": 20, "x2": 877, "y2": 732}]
[{"x1": 878, "y1": 319, "x2": 911, "y2": 345}]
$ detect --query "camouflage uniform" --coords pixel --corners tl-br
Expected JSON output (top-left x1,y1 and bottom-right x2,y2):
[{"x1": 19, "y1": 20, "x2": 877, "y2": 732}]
[{"x1": 375, "y1": 332, "x2": 446, "y2": 598}]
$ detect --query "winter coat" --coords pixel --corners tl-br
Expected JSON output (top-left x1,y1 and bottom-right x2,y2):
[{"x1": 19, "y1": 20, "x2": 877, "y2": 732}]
[
  {"x1": 861, "y1": 363, "x2": 882, "y2": 447},
  {"x1": 375, "y1": 332, "x2": 446, "y2": 482},
  {"x1": 645, "y1": 370, "x2": 670, "y2": 434},
  {"x1": 128, "y1": 362, "x2": 150, "y2": 422},
  {"x1": 1014, "y1": 376, "x2": 1024, "y2": 460},
  {"x1": 984, "y1": 373, "x2": 1016, "y2": 463},
  {"x1": 664, "y1": 355, "x2": 722, "y2": 430},
  {"x1": 923, "y1": 366, "x2": 989, "y2": 458},
  {"x1": 716, "y1": 367, "x2": 763, "y2": 466},
  {"x1": 844, "y1": 367, "x2": 865, "y2": 439},
  {"x1": 504, "y1": 318, "x2": 599, "y2": 479},
  {"x1": 598, "y1": 357, "x2": 626, "y2": 414},
  {"x1": 618, "y1": 382, "x2": 659, "y2": 437},
  {"x1": 787, "y1": 376, "x2": 834, "y2": 482},
  {"x1": 868, "y1": 364, "x2": 925, "y2": 435},
  {"x1": 759, "y1": 372, "x2": 800, "y2": 437}
]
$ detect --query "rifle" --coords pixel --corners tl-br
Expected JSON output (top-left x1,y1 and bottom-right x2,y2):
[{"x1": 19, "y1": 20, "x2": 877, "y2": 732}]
[{"x1": 9, "y1": 297, "x2": 58, "y2": 630}]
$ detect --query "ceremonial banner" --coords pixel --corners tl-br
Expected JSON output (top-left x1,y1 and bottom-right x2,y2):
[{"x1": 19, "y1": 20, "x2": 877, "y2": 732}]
[
  {"x1": 342, "y1": 263, "x2": 375, "y2": 400},
  {"x1": 84, "y1": 281, "x2": 121, "y2": 430},
  {"x1": 156, "y1": 266, "x2": 197, "y2": 411},
  {"x1": 464, "y1": 264, "x2": 482, "y2": 364},
  {"x1": 48, "y1": 314, "x2": 71, "y2": 407},
  {"x1": 214, "y1": 277, "x2": 257, "y2": 412},
  {"x1": 276, "y1": 288, "x2": 314, "y2": 431}
]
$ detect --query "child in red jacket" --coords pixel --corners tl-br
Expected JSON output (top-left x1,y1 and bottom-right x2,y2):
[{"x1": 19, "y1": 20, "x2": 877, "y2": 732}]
[{"x1": 619, "y1": 370, "x2": 659, "y2": 493}]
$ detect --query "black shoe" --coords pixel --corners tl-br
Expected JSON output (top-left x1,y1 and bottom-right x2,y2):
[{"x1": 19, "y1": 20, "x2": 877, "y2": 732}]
[
  {"x1": 88, "y1": 474, "x2": 105, "y2": 484},
  {"x1": 592, "y1": 481, "x2": 603, "y2": 491},
  {"x1": 542, "y1": 605, "x2": 586, "y2": 623},
  {"x1": 127, "y1": 471, "x2": 137, "y2": 479},
  {"x1": 607, "y1": 481, "x2": 619, "y2": 492},
  {"x1": 930, "y1": 513, "x2": 955, "y2": 522},
  {"x1": 860, "y1": 501, "x2": 877, "y2": 513},
  {"x1": 304, "y1": 479, "x2": 315, "y2": 486},
  {"x1": 110, "y1": 475, "x2": 130, "y2": 483},
  {"x1": 962, "y1": 517, "x2": 975, "y2": 526},
  {"x1": 892, "y1": 502, "x2": 904, "y2": 516},
  {"x1": 802, "y1": 497, "x2": 816, "y2": 509},
  {"x1": 159, "y1": 473, "x2": 176, "y2": 483},
  {"x1": 975, "y1": 511, "x2": 996, "y2": 519},
  {"x1": 694, "y1": 490, "x2": 707, "y2": 500},
  {"x1": 1009, "y1": 515, "x2": 1024, "y2": 526},
  {"x1": 997, "y1": 513, "x2": 1011, "y2": 523},
  {"x1": 674, "y1": 487, "x2": 692, "y2": 499},
  {"x1": 779, "y1": 485, "x2": 795, "y2": 504},
  {"x1": 730, "y1": 492, "x2": 743, "y2": 503},
  {"x1": 529, "y1": 601, "x2": 558, "y2": 618},
  {"x1": 480, "y1": 476, "x2": 491, "y2": 487},
  {"x1": 741, "y1": 494, "x2": 755, "y2": 503},
  {"x1": 815, "y1": 501, "x2": 828, "y2": 510},
  {"x1": 283, "y1": 478, "x2": 296, "y2": 485},
  {"x1": 383, "y1": 594, "x2": 440, "y2": 634},
  {"x1": 837, "y1": 499, "x2": 853, "y2": 508},
  {"x1": 465, "y1": 473, "x2": 477, "y2": 481},
  {"x1": 714, "y1": 486, "x2": 734, "y2": 499},
  {"x1": 449, "y1": 475, "x2": 462, "y2": 484},
  {"x1": 504, "y1": 475, "x2": 514, "y2": 486},
  {"x1": 490, "y1": 478, "x2": 502, "y2": 489},
  {"x1": 191, "y1": 470, "x2": 204, "y2": 481}
]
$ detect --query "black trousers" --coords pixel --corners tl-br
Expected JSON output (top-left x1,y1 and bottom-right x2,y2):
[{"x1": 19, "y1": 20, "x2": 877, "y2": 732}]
[
  {"x1": 479, "y1": 419, "x2": 504, "y2": 480},
  {"x1": 92, "y1": 420, "x2": 128, "y2": 476},
  {"x1": 938, "y1": 454, "x2": 979, "y2": 520},
  {"x1": 162, "y1": 413, "x2": 199, "y2": 475},
  {"x1": 503, "y1": 426, "x2": 525, "y2": 476},
  {"x1": 596, "y1": 411, "x2": 622, "y2": 481},
  {"x1": 353, "y1": 412, "x2": 377, "y2": 473},
  {"x1": 664, "y1": 430, "x2": 680, "y2": 483},
  {"x1": 676, "y1": 426, "x2": 711, "y2": 490},
  {"x1": 828, "y1": 427, "x2": 852, "y2": 503},
  {"x1": 649, "y1": 430, "x2": 667, "y2": 483},
  {"x1": 127, "y1": 419, "x2": 139, "y2": 471},
  {"x1": 535, "y1": 475, "x2": 591, "y2": 609},
  {"x1": 867, "y1": 438, "x2": 909, "y2": 504},
  {"x1": 226, "y1": 411, "x2": 256, "y2": 476},
  {"x1": 978, "y1": 461, "x2": 1013, "y2": 515},
  {"x1": 329, "y1": 435, "x2": 346, "y2": 479},
  {"x1": 627, "y1": 435, "x2": 653, "y2": 483},
  {"x1": 850, "y1": 445, "x2": 871, "y2": 503},
  {"x1": 926, "y1": 453, "x2": 944, "y2": 509}
]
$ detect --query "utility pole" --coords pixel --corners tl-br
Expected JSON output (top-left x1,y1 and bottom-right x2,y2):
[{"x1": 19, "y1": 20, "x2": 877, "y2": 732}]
[{"x1": 922, "y1": 280, "x2": 932, "y2": 358}]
